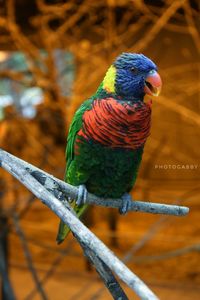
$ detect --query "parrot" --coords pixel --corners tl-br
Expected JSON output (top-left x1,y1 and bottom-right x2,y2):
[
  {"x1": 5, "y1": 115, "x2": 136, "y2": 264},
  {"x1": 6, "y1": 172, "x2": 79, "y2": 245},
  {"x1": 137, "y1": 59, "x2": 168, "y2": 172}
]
[{"x1": 56, "y1": 53, "x2": 162, "y2": 244}]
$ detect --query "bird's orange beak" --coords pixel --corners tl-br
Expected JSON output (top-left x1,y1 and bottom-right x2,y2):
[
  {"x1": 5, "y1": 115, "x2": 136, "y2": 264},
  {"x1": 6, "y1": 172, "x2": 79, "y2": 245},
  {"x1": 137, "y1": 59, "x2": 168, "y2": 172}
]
[{"x1": 144, "y1": 70, "x2": 162, "y2": 97}]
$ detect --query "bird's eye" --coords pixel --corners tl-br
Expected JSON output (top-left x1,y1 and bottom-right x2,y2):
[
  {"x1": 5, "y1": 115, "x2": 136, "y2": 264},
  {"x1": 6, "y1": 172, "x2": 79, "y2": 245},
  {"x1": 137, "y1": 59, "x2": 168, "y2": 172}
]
[{"x1": 130, "y1": 67, "x2": 138, "y2": 74}]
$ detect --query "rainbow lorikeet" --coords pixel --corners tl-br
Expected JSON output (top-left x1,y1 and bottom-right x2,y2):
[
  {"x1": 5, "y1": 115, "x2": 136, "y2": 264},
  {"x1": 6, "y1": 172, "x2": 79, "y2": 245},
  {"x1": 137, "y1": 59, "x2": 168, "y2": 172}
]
[{"x1": 56, "y1": 53, "x2": 162, "y2": 244}]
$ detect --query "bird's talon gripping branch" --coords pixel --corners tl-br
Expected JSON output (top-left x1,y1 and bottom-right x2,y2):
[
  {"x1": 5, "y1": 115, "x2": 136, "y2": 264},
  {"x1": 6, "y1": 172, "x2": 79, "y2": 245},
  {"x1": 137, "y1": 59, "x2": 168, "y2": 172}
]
[
  {"x1": 68, "y1": 196, "x2": 73, "y2": 203},
  {"x1": 119, "y1": 193, "x2": 133, "y2": 214},
  {"x1": 76, "y1": 184, "x2": 88, "y2": 206}
]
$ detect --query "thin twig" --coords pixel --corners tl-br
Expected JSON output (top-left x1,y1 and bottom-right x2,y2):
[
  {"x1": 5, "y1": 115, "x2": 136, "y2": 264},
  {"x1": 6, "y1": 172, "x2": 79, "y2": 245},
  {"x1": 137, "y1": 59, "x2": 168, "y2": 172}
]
[
  {"x1": 131, "y1": 243, "x2": 200, "y2": 263},
  {"x1": 12, "y1": 214, "x2": 48, "y2": 300},
  {"x1": 0, "y1": 227, "x2": 16, "y2": 300},
  {"x1": 183, "y1": 1, "x2": 200, "y2": 53},
  {"x1": 129, "y1": 0, "x2": 187, "y2": 52},
  {"x1": 25, "y1": 240, "x2": 74, "y2": 300}
]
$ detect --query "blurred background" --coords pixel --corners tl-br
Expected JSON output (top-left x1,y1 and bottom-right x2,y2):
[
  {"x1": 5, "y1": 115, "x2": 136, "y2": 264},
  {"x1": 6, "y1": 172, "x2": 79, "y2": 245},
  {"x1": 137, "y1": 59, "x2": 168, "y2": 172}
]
[{"x1": 0, "y1": 0, "x2": 199, "y2": 299}]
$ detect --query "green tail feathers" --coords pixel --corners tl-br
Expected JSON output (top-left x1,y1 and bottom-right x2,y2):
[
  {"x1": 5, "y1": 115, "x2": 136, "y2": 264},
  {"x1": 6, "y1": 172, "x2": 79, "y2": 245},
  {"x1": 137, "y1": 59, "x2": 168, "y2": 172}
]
[
  {"x1": 56, "y1": 221, "x2": 70, "y2": 244},
  {"x1": 56, "y1": 203, "x2": 88, "y2": 244}
]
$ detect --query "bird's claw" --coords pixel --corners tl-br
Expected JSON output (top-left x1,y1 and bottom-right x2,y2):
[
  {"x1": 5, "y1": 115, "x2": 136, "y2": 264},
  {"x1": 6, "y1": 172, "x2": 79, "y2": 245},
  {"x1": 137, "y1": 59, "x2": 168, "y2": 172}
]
[
  {"x1": 119, "y1": 193, "x2": 132, "y2": 214},
  {"x1": 76, "y1": 184, "x2": 88, "y2": 206}
]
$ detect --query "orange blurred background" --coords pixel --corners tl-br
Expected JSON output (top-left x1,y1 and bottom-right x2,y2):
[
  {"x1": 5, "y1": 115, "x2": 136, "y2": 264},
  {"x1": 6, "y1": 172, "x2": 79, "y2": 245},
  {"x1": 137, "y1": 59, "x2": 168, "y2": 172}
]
[{"x1": 0, "y1": 1, "x2": 200, "y2": 299}]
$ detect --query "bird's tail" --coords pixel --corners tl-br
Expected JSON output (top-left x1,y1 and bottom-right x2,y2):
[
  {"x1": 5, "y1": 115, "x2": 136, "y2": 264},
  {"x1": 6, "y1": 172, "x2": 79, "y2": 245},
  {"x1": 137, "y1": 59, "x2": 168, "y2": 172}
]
[{"x1": 56, "y1": 203, "x2": 88, "y2": 244}]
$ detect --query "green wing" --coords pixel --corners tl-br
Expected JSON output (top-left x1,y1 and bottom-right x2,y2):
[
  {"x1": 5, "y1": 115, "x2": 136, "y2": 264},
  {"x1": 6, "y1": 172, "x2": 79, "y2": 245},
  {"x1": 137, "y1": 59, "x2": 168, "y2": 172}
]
[
  {"x1": 65, "y1": 98, "x2": 93, "y2": 175},
  {"x1": 56, "y1": 99, "x2": 93, "y2": 244}
]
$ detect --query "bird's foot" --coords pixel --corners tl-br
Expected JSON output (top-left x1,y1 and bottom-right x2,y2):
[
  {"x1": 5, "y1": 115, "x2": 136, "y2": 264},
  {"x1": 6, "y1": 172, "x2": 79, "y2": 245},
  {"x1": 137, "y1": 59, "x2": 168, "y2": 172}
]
[
  {"x1": 76, "y1": 184, "x2": 88, "y2": 206},
  {"x1": 119, "y1": 193, "x2": 133, "y2": 214}
]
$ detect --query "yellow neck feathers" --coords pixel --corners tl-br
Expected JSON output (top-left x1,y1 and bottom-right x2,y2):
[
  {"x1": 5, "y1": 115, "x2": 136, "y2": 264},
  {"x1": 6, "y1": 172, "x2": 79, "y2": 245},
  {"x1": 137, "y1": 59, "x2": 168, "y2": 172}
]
[{"x1": 103, "y1": 65, "x2": 116, "y2": 94}]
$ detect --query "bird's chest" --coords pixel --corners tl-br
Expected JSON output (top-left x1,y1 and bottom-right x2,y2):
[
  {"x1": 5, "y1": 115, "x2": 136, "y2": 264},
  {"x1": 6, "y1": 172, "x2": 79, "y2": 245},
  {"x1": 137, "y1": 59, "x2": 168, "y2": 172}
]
[
  {"x1": 78, "y1": 98, "x2": 151, "y2": 150},
  {"x1": 74, "y1": 139, "x2": 143, "y2": 198}
]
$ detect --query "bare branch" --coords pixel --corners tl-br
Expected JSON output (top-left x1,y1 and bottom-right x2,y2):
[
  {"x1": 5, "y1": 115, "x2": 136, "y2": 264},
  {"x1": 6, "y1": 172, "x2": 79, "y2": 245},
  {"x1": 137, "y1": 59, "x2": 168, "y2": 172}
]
[
  {"x1": 77, "y1": 237, "x2": 129, "y2": 300},
  {"x1": 12, "y1": 214, "x2": 48, "y2": 300},
  {"x1": 0, "y1": 217, "x2": 16, "y2": 300},
  {"x1": 24, "y1": 241, "x2": 74, "y2": 300},
  {"x1": 131, "y1": 243, "x2": 200, "y2": 263},
  {"x1": 155, "y1": 95, "x2": 200, "y2": 127},
  {"x1": 130, "y1": 0, "x2": 187, "y2": 52},
  {"x1": 183, "y1": 1, "x2": 200, "y2": 53},
  {"x1": 6, "y1": 0, "x2": 41, "y2": 59},
  {"x1": 0, "y1": 149, "x2": 189, "y2": 217},
  {"x1": 0, "y1": 148, "x2": 159, "y2": 300},
  {"x1": 0, "y1": 70, "x2": 34, "y2": 86}
]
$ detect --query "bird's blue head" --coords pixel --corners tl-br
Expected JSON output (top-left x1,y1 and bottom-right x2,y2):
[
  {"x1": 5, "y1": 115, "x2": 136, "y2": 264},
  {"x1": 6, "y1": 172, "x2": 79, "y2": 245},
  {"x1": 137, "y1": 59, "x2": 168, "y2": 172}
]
[{"x1": 102, "y1": 53, "x2": 162, "y2": 101}]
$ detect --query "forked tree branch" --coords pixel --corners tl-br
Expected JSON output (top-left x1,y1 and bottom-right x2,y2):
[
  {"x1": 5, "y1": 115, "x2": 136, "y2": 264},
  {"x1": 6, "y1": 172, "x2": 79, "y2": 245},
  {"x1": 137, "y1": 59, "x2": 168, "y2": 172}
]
[
  {"x1": 0, "y1": 148, "x2": 189, "y2": 299},
  {"x1": 0, "y1": 149, "x2": 189, "y2": 217},
  {"x1": 76, "y1": 236, "x2": 129, "y2": 300}
]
